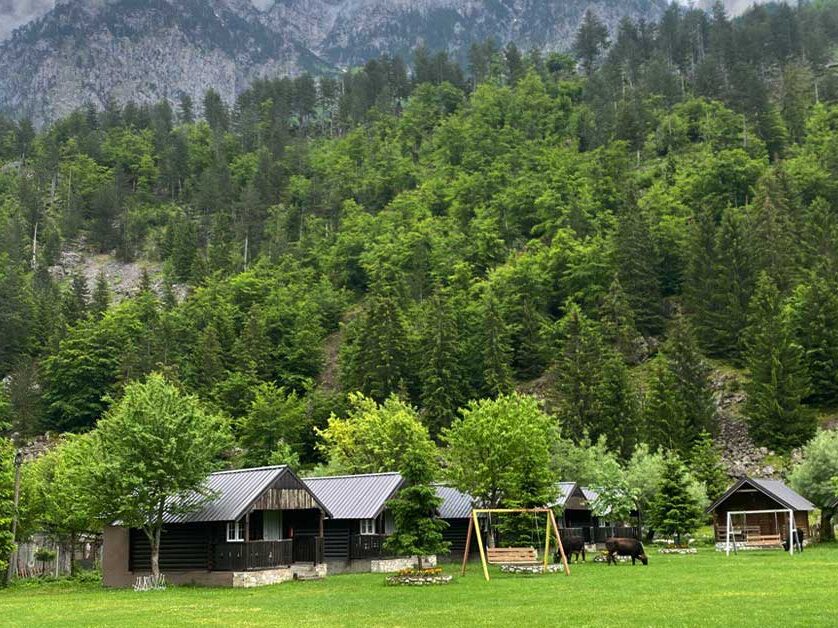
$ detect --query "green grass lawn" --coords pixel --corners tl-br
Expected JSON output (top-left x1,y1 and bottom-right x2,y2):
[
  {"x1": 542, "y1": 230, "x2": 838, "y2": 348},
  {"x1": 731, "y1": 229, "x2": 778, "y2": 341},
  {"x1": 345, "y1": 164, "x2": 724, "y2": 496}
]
[{"x1": 2, "y1": 546, "x2": 838, "y2": 627}]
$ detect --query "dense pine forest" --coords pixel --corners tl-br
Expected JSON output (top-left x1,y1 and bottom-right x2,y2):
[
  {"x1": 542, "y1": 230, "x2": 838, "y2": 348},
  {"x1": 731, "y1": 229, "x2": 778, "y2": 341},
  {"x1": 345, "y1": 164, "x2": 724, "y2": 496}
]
[{"x1": 2, "y1": 0, "x2": 838, "y2": 479}]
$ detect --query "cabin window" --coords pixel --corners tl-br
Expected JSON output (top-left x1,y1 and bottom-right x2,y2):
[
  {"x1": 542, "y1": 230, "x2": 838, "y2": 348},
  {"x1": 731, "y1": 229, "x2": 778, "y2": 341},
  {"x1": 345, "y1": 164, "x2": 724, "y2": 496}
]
[
  {"x1": 360, "y1": 519, "x2": 376, "y2": 535},
  {"x1": 227, "y1": 520, "x2": 245, "y2": 542}
]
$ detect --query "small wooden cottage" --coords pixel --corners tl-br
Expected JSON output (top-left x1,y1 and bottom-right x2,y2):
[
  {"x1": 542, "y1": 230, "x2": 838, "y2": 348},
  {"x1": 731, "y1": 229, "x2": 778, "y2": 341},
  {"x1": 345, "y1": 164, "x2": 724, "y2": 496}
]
[
  {"x1": 707, "y1": 477, "x2": 815, "y2": 546},
  {"x1": 102, "y1": 466, "x2": 332, "y2": 587},
  {"x1": 302, "y1": 472, "x2": 404, "y2": 571}
]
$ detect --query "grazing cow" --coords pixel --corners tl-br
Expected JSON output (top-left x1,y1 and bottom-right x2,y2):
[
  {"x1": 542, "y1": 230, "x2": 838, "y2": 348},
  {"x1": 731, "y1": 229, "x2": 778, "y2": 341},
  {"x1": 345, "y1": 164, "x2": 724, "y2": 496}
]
[
  {"x1": 783, "y1": 528, "x2": 805, "y2": 552},
  {"x1": 557, "y1": 537, "x2": 586, "y2": 563},
  {"x1": 605, "y1": 537, "x2": 648, "y2": 566}
]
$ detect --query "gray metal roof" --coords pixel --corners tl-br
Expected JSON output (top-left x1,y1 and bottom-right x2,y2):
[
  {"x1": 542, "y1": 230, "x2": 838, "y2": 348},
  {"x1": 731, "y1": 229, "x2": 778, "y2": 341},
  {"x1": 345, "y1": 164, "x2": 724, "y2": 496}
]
[
  {"x1": 581, "y1": 487, "x2": 599, "y2": 503},
  {"x1": 552, "y1": 482, "x2": 578, "y2": 508},
  {"x1": 434, "y1": 485, "x2": 475, "y2": 519},
  {"x1": 164, "y1": 466, "x2": 295, "y2": 524},
  {"x1": 707, "y1": 477, "x2": 816, "y2": 513},
  {"x1": 303, "y1": 472, "x2": 404, "y2": 520}
]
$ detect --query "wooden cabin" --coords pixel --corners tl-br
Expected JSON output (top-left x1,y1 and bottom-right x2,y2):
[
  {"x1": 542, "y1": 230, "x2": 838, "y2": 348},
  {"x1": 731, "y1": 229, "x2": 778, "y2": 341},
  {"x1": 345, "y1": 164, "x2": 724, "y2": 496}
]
[
  {"x1": 102, "y1": 466, "x2": 332, "y2": 587},
  {"x1": 552, "y1": 482, "x2": 639, "y2": 544},
  {"x1": 707, "y1": 477, "x2": 815, "y2": 547},
  {"x1": 303, "y1": 472, "x2": 403, "y2": 572},
  {"x1": 434, "y1": 484, "x2": 478, "y2": 557}
]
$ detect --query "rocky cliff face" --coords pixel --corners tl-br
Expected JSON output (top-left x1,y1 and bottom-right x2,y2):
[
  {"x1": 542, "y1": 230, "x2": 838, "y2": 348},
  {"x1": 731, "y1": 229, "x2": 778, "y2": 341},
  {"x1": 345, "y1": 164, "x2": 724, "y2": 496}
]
[{"x1": 0, "y1": 0, "x2": 667, "y2": 125}]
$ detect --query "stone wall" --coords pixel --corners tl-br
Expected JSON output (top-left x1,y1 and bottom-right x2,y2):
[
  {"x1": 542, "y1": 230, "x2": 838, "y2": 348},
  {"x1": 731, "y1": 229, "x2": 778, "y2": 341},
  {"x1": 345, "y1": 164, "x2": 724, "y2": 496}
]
[{"x1": 370, "y1": 555, "x2": 437, "y2": 573}]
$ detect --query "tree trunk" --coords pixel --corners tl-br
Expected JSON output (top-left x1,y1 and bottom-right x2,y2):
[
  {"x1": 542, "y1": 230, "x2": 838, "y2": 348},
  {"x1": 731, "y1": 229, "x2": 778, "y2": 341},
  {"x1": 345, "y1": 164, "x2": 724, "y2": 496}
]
[
  {"x1": 69, "y1": 532, "x2": 76, "y2": 576},
  {"x1": 417, "y1": 555, "x2": 424, "y2": 571},
  {"x1": 150, "y1": 528, "x2": 161, "y2": 580},
  {"x1": 821, "y1": 508, "x2": 835, "y2": 542}
]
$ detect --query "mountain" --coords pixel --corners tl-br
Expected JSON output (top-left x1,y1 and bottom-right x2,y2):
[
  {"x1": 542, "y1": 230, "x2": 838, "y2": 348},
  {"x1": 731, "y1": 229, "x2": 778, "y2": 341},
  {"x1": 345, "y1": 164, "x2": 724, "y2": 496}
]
[{"x1": 0, "y1": 0, "x2": 667, "y2": 124}]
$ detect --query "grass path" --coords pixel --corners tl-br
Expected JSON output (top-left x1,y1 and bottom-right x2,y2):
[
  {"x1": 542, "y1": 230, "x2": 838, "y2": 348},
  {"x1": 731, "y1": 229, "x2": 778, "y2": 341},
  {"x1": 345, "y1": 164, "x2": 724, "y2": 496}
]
[{"x1": 2, "y1": 546, "x2": 837, "y2": 627}]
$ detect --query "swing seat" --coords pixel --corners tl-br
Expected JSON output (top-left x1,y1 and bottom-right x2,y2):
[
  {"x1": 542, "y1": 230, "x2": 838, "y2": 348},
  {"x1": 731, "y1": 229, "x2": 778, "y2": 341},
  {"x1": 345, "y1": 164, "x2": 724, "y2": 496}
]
[{"x1": 486, "y1": 547, "x2": 539, "y2": 565}]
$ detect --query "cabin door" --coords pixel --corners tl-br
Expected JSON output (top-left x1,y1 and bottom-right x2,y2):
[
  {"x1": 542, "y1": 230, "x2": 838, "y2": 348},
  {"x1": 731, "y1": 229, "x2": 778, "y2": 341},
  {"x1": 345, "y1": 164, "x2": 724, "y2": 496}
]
[{"x1": 264, "y1": 511, "x2": 283, "y2": 540}]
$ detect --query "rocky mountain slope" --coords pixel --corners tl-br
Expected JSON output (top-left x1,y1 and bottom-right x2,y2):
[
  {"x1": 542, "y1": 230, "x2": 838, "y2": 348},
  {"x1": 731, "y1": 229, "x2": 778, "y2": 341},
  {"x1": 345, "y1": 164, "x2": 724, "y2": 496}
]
[{"x1": 0, "y1": 0, "x2": 668, "y2": 124}]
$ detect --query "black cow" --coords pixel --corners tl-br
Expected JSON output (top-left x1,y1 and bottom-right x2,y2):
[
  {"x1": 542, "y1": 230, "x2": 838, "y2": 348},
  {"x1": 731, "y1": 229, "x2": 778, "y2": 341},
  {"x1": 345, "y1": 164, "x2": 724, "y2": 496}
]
[
  {"x1": 605, "y1": 537, "x2": 648, "y2": 566},
  {"x1": 783, "y1": 528, "x2": 805, "y2": 552},
  {"x1": 557, "y1": 537, "x2": 586, "y2": 563}
]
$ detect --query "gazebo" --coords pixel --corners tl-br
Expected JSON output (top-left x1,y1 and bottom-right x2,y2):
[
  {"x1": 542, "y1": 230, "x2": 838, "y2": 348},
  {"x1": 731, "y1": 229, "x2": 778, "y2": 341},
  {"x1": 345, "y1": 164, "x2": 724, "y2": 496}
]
[{"x1": 706, "y1": 477, "x2": 814, "y2": 555}]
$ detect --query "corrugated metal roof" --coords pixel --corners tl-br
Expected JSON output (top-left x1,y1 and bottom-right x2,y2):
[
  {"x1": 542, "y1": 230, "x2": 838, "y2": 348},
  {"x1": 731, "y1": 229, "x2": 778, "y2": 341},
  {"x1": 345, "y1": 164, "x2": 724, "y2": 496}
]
[
  {"x1": 303, "y1": 473, "x2": 404, "y2": 520},
  {"x1": 434, "y1": 485, "x2": 475, "y2": 519},
  {"x1": 552, "y1": 482, "x2": 578, "y2": 508},
  {"x1": 581, "y1": 487, "x2": 599, "y2": 503},
  {"x1": 749, "y1": 478, "x2": 815, "y2": 511},
  {"x1": 165, "y1": 466, "x2": 289, "y2": 524},
  {"x1": 707, "y1": 477, "x2": 816, "y2": 513}
]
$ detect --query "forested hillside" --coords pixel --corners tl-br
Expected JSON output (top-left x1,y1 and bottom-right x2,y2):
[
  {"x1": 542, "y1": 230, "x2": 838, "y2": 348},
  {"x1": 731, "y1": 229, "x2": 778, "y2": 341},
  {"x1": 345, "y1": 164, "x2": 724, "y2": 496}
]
[{"x1": 2, "y1": 2, "x2": 838, "y2": 472}]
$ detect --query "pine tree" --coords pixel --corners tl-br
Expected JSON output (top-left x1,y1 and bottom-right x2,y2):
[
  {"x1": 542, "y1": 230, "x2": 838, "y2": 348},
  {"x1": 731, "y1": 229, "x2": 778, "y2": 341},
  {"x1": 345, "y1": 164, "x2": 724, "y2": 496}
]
[
  {"x1": 749, "y1": 168, "x2": 798, "y2": 293},
  {"x1": 235, "y1": 305, "x2": 273, "y2": 381},
  {"x1": 481, "y1": 288, "x2": 514, "y2": 397},
  {"x1": 613, "y1": 208, "x2": 663, "y2": 336},
  {"x1": 688, "y1": 431, "x2": 728, "y2": 502},
  {"x1": 801, "y1": 197, "x2": 838, "y2": 274},
  {"x1": 744, "y1": 273, "x2": 813, "y2": 451},
  {"x1": 601, "y1": 276, "x2": 642, "y2": 363},
  {"x1": 685, "y1": 207, "x2": 719, "y2": 352},
  {"x1": 62, "y1": 273, "x2": 89, "y2": 325},
  {"x1": 649, "y1": 455, "x2": 703, "y2": 546},
  {"x1": 554, "y1": 303, "x2": 606, "y2": 441},
  {"x1": 598, "y1": 355, "x2": 642, "y2": 460},
  {"x1": 574, "y1": 9, "x2": 610, "y2": 76},
  {"x1": 91, "y1": 271, "x2": 110, "y2": 319},
  {"x1": 646, "y1": 314, "x2": 716, "y2": 455},
  {"x1": 419, "y1": 292, "x2": 466, "y2": 438},
  {"x1": 383, "y1": 447, "x2": 449, "y2": 569},
  {"x1": 789, "y1": 274, "x2": 838, "y2": 405},
  {"x1": 193, "y1": 325, "x2": 226, "y2": 391}
]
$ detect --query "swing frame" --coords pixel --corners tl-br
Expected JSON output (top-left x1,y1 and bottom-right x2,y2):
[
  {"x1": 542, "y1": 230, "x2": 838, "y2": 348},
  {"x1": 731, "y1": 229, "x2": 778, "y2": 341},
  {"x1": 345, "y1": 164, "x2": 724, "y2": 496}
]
[
  {"x1": 724, "y1": 509, "x2": 797, "y2": 556},
  {"x1": 461, "y1": 508, "x2": 571, "y2": 581}
]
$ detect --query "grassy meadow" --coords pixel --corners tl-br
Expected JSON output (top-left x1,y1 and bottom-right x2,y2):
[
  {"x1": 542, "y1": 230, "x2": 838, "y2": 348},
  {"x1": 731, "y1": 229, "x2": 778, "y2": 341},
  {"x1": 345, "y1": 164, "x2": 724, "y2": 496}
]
[{"x1": 2, "y1": 546, "x2": 837, "y2": 627}]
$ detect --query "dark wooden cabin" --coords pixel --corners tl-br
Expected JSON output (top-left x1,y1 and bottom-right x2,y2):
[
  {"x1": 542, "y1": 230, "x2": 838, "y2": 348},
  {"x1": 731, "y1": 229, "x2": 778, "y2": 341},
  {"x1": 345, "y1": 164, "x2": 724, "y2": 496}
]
[
  {"x1": 552, "y1": 482, "x2": 639, "y2": 543},
  {"x1": 434, "y1": 484, "x2": 478, "y2": 557},
  {"x1": 707, "y1": 477, "x2": 814, "y2": 546},
  {"x1": 303, "y1": 472, "x2": 404, "y2": 568},
  {"x1": 103, "y1": 466, "x2": 332, "y2": 587}
]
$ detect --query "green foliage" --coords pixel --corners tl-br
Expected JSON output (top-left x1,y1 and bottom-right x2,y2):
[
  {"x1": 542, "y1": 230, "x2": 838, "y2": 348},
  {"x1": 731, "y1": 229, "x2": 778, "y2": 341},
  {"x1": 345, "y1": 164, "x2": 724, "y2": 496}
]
[
  {"x1": 317, "y1": 393, "x2": 437, "y2": 474},
  {"x1": 383, "y1": 447, "x2": 449, "y2": 564},
  {"x1": 789, "y1": 430, "x2": 838, "y2": 542},
  {"x1": 237, "y1": 383, "x2": 309, "y2": 467},
  {"x1": 688, "y1": 432, "x2": 729, "y2": 503},
  {"x1": 0, "y1": 438, "x2": 15, "y2": 584},
  {"x1": 442, "y1": 393, "x2": 558, "y2": 509},
  {"x1": 89, "y1": 373, "x2": 230, "y2": 578},
  {"x1": 648, "y1": 455, "x2": 704, "y2": 545},
  {"x1": 744, "y1": 273, "x2": 814, "y2": 451},
  {"x1": 646, "y1": 314, "x2": 716, "y2": 455}
]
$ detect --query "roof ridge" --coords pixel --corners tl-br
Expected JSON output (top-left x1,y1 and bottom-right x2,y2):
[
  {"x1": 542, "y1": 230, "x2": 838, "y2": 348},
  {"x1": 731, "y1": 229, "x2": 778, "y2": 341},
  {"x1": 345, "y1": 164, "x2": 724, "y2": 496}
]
[
  {"x1": 209, "y1": 465, "x2": 288, "y2": 476},
  {"x1": 303, "y1": 471, "x2": 402, "y2": 480}
]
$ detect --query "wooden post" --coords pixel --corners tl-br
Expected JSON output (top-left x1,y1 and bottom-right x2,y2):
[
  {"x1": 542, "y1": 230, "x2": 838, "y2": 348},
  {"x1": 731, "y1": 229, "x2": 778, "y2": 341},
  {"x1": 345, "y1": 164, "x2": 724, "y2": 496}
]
[
  {"x1": 788, "y1": 509, "x2": 794, "y2": 557},
  {"x1": 549, "y1": 510, "x2": 570, "y2": 576},
  {"x1": 542, "y1": 512, "x2": 551, "y2": 571},
  {"x1": 461, "y1": 514, "x2": 474, "y2": 576},
  {"x1": 472, "y1": 511, "x2": 490, "y2": 581}
]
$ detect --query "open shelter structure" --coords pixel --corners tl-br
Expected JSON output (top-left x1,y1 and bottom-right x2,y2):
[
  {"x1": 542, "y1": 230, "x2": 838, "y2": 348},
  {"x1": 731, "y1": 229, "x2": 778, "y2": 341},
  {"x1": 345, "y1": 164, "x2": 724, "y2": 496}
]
[
  {"x1": 461, "y1": 508, "x2": 570, "y2": 581},
  {"x1": 706, "y1": 477, "x2": 815, "y2": 555}
]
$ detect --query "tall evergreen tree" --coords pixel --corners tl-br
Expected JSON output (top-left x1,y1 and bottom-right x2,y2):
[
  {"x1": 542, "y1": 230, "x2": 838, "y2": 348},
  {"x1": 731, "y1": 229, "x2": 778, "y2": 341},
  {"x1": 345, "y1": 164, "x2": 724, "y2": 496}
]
[
  {"x1": 789, "y1": 275, "x2": 838, "y2": 405},
  {"x1": 574, "y1": 9, "x2": 611, "y2": 76},
  {"x1": 481, "y1": 288, "x2": 514, "y2": 397},
  {"x1": 749, "y1": 168, "x2": 798, "y2": 293},
  {"x1": 688, "y1": 431, "x2": 728, "y2": 502},
  {"x1": 91, "y1": 272, "x2": 110, "y2": 319},
  {"x1": 613, "y1": 208, "x2": 663, "y2": 335},
  {"x1": 744, "y1": 273, "x2": 813, "y2": 451},
  {"x1": 649, "y1": 455, "x2": 703, "y2": 546},
  {"x1": 600, "y1": 276, "x2": 642, "y2": 363},
  {"x1": 646, "y1": 314, "x2": 716, "y2": 455}
]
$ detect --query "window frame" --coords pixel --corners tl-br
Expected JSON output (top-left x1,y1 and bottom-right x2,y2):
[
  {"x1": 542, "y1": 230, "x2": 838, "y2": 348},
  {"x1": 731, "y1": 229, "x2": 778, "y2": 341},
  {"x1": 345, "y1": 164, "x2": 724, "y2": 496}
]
[
  {"x1": 226, "y1": 519, "x2": 245, "y2": 542},
  {"x1": 359, "y1": 518, "x2": 376, "y2": 535}
]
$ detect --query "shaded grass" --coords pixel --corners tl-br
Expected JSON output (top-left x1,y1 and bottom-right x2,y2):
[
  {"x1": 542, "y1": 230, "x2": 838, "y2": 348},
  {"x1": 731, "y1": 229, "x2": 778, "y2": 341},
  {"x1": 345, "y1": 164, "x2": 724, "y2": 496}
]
[{"x1": 2, "y1": 546, "x2": 838, "y2": 627}]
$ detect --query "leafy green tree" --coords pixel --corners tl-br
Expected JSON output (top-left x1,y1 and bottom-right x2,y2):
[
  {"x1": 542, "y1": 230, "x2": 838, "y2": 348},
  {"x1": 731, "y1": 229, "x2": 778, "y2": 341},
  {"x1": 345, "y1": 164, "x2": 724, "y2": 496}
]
[
  {"x1": 90, "y1": 373, "x2": 230, "y2": 580},
  {"x1": 648, "y1": 456, "x2": 704, "y2": 546},
  {"x1": 442, "y1": 394, "x2": 558, "y2": 509},
  {"x1": 646, "y1": 314, "x2": 716, "y2": 454},
  {"x1": 0, "y1": 438, "x2": 15, "y2": 584},
  {"x1": 384, "y1": 447, "x2": 449, "y2": 568},
  {"x1": 238, "y1": 383, "x2": 309, "y2": 467},
  {"x1": 24, "y1": 435, "x2": 99, "y2": 574},
  {"x1": 789, "y1": 430, "x2": 838, "y2": 542},
  {"x1": 744, "y1": 273, "x2": 814, "y2": 451},
  {"x1": 317, "y1": 393, "x2": 436, "y2": 474}
]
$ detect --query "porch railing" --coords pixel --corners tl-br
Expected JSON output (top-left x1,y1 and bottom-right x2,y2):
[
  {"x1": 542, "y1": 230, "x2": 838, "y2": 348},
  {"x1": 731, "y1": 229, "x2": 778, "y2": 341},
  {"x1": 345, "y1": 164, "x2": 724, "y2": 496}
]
[
  {"x1": 350, "y1": 534, "x2": 392, "y2": 559},
  {"x1": 212, "y1": 539, "x2": 293, "y2": 571},
  {"x1": 292, "y1": 535, "x2": 324, "y2": 564},
  {"x1": 559, "y1": 526, "x2": 640, "y2": 544}
]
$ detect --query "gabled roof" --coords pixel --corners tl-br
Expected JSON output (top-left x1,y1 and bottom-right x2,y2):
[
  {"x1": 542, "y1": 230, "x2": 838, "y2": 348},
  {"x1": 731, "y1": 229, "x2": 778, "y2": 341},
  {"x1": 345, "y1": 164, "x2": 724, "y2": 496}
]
[
  {"x1": 581, "y1": 487, "x2": 599, "y2": 503},
  {"x1": 434, "y1": 484, "x2": 475, "y2": 519},
  {"x1": 303, "y1": 472, "x2": 404, "y2": 520},
  {"x1": 706, "y1": 477, "x2": 816, "y2": 514},
  {"x1": 551, "y1": 482, "x2": 591, "y2": 509},
  {"x1": 165, "y1": 465, "x2": 330, "y2": 524}
]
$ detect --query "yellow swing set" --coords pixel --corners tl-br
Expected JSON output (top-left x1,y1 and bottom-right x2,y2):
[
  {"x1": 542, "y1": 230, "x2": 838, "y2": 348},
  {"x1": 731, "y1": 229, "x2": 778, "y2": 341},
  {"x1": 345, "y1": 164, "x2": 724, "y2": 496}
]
[{"x1": 460, "y1": 508, "x2": 571, "y2": 581}]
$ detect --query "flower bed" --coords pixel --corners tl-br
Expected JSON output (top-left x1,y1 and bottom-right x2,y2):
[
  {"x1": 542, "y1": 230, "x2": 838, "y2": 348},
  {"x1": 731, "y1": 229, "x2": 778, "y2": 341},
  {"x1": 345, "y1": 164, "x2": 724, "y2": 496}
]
[
  {"x1": 499, "y1": 564, "x2": 563, "y2": 575},
  {"x1": 593, "y1": 554, "x2": 630, "y2": 563},
  {"x1": 385, "y1": 567, "x2": 453, "y2": 586}
]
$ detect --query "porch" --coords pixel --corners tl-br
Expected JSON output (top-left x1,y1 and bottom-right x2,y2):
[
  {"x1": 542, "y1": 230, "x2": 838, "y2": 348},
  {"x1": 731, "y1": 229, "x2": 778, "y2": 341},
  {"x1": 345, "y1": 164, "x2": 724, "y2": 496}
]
[
  {"x1": 212, "y1": 536, "x2": 325, "y2": 571},
  {"x1": 559, "y1": 526, "x2": 640, "y2": 545}
]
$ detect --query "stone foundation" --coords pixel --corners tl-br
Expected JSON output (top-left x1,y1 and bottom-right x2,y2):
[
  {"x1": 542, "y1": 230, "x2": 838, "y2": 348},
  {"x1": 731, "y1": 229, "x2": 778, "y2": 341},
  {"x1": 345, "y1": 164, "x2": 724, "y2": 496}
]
[{"x1": 232, "y1": 563, "x2": 327, "y2": 588}]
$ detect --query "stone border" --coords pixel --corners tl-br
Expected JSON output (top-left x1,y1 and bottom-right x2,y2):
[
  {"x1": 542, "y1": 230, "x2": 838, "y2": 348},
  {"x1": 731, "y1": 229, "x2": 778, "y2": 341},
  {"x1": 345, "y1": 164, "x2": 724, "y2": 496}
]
[
  {"x1": 658, "y1": 547, "x2": 698, "y2": 555},
  {"x1": 499, "y1": 564, "x2": 563, "y2": 575},
  {"x1": 385, "y1": 574, "x2": 454, "y2": 586}
]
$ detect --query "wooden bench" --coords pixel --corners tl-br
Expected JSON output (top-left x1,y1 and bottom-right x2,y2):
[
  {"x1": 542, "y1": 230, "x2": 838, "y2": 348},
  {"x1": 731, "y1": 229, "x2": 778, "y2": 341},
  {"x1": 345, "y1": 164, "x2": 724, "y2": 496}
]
[
  {"x1": 486, "y1": 547, "x2": 539, "y2": 565},
  {"x1": 745, "y1": 534, "x2": 782, "y2": 547}
]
